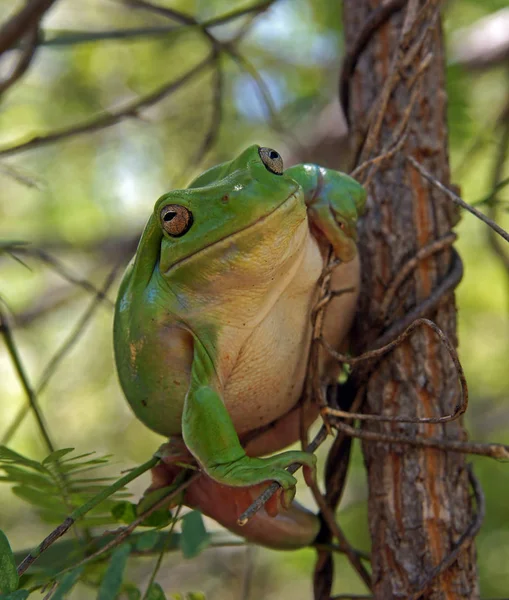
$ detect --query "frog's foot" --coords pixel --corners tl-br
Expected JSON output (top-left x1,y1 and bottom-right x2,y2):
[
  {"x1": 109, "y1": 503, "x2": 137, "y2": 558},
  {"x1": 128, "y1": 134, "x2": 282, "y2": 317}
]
[
  {"x1": 285, "y1": 164, "x2": 366, "y2": 262},
  {"x1": 147, "y1": 460, "x2": 320, "y2": 550},
  {"x1": 207, "y1": 450, "x2": 316, "y2": 508},
  {"x1": 308, "y1": 205, "x2": 358, "y2": 262}
]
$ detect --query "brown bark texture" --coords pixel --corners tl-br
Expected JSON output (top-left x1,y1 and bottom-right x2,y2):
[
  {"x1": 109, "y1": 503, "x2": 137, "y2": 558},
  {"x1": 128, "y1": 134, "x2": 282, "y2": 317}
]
[{"x1": 342, "y1": 1, "x2": 479, "y2": 598}]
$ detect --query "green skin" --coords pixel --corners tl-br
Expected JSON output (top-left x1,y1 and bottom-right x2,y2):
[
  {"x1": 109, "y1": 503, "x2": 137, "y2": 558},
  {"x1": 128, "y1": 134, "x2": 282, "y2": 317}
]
[{"x1": 114, "y1": 145, "x2": 365, "y2": 517}]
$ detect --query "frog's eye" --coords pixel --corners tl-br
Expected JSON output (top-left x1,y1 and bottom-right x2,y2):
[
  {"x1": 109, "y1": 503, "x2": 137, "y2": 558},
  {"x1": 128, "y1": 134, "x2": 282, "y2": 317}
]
[
  {"x1": 258, "y1": 147, "x2": 283, "y2": 175},
  {"x1": 160, "y1": 204, "x2": 193, "y2": 237}
]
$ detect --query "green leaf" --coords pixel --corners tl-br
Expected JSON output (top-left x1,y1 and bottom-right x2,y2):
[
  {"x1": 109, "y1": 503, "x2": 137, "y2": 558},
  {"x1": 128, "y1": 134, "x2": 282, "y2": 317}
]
[
  {"x1": 0, "y1": 591, "x2": 30, "y2": 599},
  {"x1": 146, "y1": 582, "x2": 166, "y2": 600},
  {"x1": 42, "y1": 448, "x2": 75, "y2": 465},
  {"x1": 12, "y1": 486, "x2": 65, "y2": 512},
  {"x1": 123, "y1": 583, "x2": 141, "y2": 600},
  {"x1": 133, "y1": 530, "x2": 160, "y2": 552},
  {"x1": 179, "y1": 511, "x2": 210, "y2": 559},
  {"x1": 0, "y1": 530, "x2": 18, "y2": 593},
  {"x1": 0, "y1": 446, "x2": 132, "y2": 526},
  {"x1": 52, "y1": 567, "x2": 84, "y2": 600},
  {"x1": 0, "y1": 446, "x2": 43, "y2": 471},
  {"x1": 96, "y1": 544, "x2": 131, "y2": 600},
  {"x1": 137, "y1": 486, "x2": 175, "y2": 514},
  {"x1": 0, "y1": 466, "x2": 55, "y2": 490},
  {"x1": 137, "y1": 486, "x2": 174, "y2": 528},
  {"x1": 111, "y1": 501, "x2": 137, "y2": 524},
  {"x1": 140, "y1": 510, "x2": 173, "y2": 529}
]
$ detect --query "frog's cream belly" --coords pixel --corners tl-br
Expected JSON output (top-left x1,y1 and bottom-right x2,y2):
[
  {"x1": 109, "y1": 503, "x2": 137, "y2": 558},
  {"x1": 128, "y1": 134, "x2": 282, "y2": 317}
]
[{"x1": 223, "y1": 234, "x2": 360, "y2": 435}]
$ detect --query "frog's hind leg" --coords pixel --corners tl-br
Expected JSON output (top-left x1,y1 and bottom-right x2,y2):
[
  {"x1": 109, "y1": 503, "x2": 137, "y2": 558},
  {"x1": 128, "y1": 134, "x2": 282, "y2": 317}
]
[
  {"x1": 186, "y1": 474, "x2": 320, "y2": 550},
  {"x1": 147, "y1": 460, "x2": 320, "y2": 550},
  {"x1": 182, "y1": 340, "x2": 317, "y2": 503}
]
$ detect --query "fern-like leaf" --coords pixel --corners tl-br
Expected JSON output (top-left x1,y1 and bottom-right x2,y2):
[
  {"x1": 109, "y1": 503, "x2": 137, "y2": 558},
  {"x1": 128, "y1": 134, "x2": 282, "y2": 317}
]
[{"x1": 0, "y1": 445, "x2": 130, "y2": 525}]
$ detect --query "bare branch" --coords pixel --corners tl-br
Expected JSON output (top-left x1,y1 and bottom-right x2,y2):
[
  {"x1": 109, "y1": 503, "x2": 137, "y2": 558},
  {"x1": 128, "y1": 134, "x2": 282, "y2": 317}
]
[
  {"x1": 0, "y1": 53, "x2": 215, "y2": 157},
  {"x1": 331, "y1": 420, "x2": 509, "y2": 460},
  {"x1": 46, "y1": 473, "x2": 199, "y2": 583},
  {"x1": 373, "y1": 247, "x2": 463, "y2": 350},
  {"x1": 307, "y1": 467, "x2": 372, "y2": 590},
  {"x1": 0, "y1": 305, "x2": 55, "y2": 453},
  {"x1": 203, "y1": 1, "x2": 276, "y2": 28},
  {"x1": 378, "y1": 233, "x2": 457, "y2": 323},
  {"x1": 191, "y1": 58, "x2": 224, "y2": 165},
  {"x1": 10, "y1": 245, "x2": 115, "y2": 302},
  {"x1": 0, "y1": 24, "x2": 39, "y2": 95},
  {"x1": 2, "y1": 263, "x2": 119, "y2": 445},
  {"x1": 124, "y1": 0, "x2": 276, "y2": 30},
  {"x1": 322, "y1": 318, "x2": 468, "y2": 425},
  {"x1": 0, "y1": 0, "x2": 56, "y2": 56},
  {"x1": 39, "y1": 26, "x2": 179, "y2": 47},
  {"x1": 237, "y1": 425, "x2": 328, "y2": 526},
  {"x1": 486, "y1": 95, "x2": 509, "y2": 275},
  {"x1": 16, "y1": 455, "x2": 163, "y2": 577},
  {"x1": 125, "y1": 0, "x2": 298, "y2": 146},
  {"x1": 407, "y1": 156, "x2": 509, "y2": 245}
]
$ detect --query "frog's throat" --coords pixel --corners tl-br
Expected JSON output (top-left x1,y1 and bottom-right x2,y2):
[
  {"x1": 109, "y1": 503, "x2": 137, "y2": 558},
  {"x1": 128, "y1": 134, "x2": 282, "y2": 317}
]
[{"x1": 163, "y1": 186, "x2": 300, "y2": 275}]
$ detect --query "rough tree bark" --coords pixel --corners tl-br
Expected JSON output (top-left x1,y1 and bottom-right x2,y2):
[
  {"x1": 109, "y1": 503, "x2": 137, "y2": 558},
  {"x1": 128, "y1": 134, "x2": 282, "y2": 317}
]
[{"x1": 342, "y1": 1, "x2": 479, "y2": 598}]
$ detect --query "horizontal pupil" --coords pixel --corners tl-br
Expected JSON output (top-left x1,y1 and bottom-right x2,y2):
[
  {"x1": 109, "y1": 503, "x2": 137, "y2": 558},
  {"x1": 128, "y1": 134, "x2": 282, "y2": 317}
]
[{"x1": 164, "y1": 212, "x2": 177, "y2": 221}]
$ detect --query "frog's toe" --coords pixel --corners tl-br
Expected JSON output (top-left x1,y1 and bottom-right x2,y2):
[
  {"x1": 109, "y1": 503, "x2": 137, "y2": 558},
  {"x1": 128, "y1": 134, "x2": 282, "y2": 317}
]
[
  {"x1": 269, "y1": 450, "x2": 317, "y2": 474},
  {"x1": 261, "y1": 466, "x2": 297, "y2": 490},
  {"x1": 281, "y1": 485, "x2": 296, "y2": 509},
  {"x1": 263, "y1": 483, "x2": 297, "y2": 514}
]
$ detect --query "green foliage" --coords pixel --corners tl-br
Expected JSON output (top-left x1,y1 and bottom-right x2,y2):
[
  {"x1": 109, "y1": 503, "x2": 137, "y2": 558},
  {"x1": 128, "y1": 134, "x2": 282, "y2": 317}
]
[
  {"x1": 0, "y1": 530, "x2": 18, "y2": 594},
  {"x1": 111, "y1": 501, "x2": 137, "y2": 524},
  {"x1": 96, "y1": 545, "x2": 131, "y2": 600},
  {"x1": 123, "y1": 584, "x2": 142, "y2": 600},
  {"x1": 179, "y1": 512, "x2": 210, "y2": 559},
  {"x1": 0, "y1": 591, "x2": 29, "y2": 600},
  {"x1": 136, "y1": 487, "x2": 176, "y2": 528},
  {"x1": 0, "y1": 0, "x2": 508, "y2": 597},
  {"x1": 146, "y1": 583, "x2": 167, "y2": 600},
  {"x1": 132, "y1": 530, "x2": 163, "y2": 552},
  {"x1": 51, "y1": 568, "x2": 84, "y2": 600},
  {"x1": 0, "y1": 446, "x2": 129, "y2": 526}
]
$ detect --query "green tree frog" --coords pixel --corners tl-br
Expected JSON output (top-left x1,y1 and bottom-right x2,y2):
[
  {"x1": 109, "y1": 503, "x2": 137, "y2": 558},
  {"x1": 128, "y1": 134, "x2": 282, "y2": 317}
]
[{"x1": 114, "y1": 145, "x2": 366, "y2": 549}]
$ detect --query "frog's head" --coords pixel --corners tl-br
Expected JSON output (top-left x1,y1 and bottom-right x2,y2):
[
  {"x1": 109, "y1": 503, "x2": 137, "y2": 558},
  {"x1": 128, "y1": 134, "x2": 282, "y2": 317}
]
[{"x1": 129, "y1": 145, "x2": 308, "y2": 294}]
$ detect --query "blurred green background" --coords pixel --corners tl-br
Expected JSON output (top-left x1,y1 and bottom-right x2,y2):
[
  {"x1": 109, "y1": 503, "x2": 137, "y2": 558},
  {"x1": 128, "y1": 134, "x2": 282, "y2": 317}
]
[{"x1": 0, "y1": 0, "x2": 508, "y2": 598}]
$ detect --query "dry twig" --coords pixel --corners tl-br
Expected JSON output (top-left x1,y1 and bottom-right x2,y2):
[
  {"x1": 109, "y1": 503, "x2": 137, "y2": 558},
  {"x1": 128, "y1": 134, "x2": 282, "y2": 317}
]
[
  {"x1": 407, "y1": 156, "x2": 509, "y2": 245},
  {"x1": 321, "y1": 318, "x2": 467, "y2": 425},
  {"x1": 0, "y1": 0, "x2": 55, "y2": 56},
  {"x1": 237, "y1": 425, "x2": 328, "y2": 526},
  {"x1": 0, "y1": 54, "x2": 215, "y2": 157}
]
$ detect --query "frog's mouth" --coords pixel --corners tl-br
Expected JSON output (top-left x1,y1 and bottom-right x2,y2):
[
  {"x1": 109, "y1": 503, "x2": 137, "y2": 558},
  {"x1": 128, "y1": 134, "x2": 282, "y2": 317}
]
[{"x1": 163, "y1": 187, "x2": 302, "y2": 275}]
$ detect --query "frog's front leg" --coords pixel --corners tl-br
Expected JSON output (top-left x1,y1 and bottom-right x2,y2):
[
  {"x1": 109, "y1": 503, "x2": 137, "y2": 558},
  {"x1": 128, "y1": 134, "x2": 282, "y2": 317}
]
[
  {"x1": 182, "y1": 339, "x2": 316, "y2": 507},
  {"x1": 285, "y1": 164, "x2": 367, "y2": 262}
]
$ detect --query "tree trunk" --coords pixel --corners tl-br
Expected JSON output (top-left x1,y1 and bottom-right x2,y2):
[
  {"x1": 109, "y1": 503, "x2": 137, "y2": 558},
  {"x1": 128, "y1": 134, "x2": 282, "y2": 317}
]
[{"x1": 342, "y1": 1, "x2": 480, "y2": 598}]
